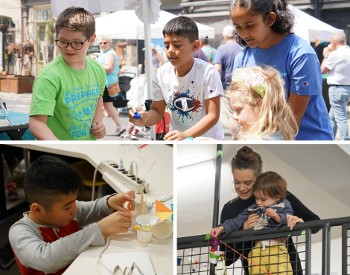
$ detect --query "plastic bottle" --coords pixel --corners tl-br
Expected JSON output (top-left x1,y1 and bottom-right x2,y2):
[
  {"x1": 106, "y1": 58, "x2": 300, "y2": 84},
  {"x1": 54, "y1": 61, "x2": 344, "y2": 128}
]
[{"x1": 133, "y1": 112, "x2": 141, "y2": 120}]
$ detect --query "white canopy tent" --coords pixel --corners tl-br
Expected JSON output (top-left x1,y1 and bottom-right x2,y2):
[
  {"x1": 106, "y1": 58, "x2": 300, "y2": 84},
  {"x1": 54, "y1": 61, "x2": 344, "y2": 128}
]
[
  {"x1": 289, "y1": 4, "x2": 344, "y2": 43},
  {"x1": 51, "y1": 0, "x2": 133, "y2": 18},
  {"x1": 95, "y1": 10, "x2": 215, "y2": 40}
]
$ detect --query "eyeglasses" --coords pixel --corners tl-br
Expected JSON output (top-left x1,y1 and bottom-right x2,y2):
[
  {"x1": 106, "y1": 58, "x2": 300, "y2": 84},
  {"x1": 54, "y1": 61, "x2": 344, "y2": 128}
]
[
  {"x1": 99, "y1": 42, "x2": 108, "y2": 45},
  {"x1": 55, "y1": 37, "x2": 89, "y2": 50}
]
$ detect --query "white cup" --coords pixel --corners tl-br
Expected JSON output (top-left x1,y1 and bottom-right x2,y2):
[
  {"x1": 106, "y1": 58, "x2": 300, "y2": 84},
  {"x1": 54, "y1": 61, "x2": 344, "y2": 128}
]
[
  {"x1": 137, "y1": 229, "x2": 153, "y2": 247},
  {"x1": 153, "y1": 221, "x2": 173, "y2": 239},
  {"x1": 135, "y1": 214, "x2": 155, "y2": 247}
]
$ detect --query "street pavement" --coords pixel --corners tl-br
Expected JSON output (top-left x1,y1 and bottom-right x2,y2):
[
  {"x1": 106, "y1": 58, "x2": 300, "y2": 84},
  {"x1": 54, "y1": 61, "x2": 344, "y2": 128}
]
[{"x1": 1, "y1": 91, "x2": 349, "y2": 140}]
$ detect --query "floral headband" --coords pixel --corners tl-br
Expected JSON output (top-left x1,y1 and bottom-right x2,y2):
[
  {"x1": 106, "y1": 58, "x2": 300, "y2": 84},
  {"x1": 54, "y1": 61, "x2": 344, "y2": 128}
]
[{"x1": 232, "y1": 68, "x2": 266, "y2": 98}]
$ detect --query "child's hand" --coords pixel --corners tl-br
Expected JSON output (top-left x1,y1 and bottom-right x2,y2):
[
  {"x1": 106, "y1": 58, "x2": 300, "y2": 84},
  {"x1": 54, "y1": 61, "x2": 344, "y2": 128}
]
[
  {"x1": 97, "y1": 211, "x2": 133, "y2": 236},
  {"x1": 128, "y1": 107, "x2": 146, "y2": 126},
  {"x1": 164, "y1": 130, "x2": 187, "y2": 140},
  {"x1": 108, "y1": 191, "x2": 135, "y2": 212},
  {"x1": 211, "y1": 226, "x2": 224, "y2": 237},
  {"x1": 287, "y1": 214, "x2": 303, "y2": 230},
  {"x1": 91, "y1": 121, "x2": 106, "y2": 139},
  {"x1": 243, "y1": 213, "x2": 259, "y2": 230},
  {"x1": 265, "y1": 208, "x2": 277, "y2": 218},
  {"x1": 266, "y1": 208, "x2": 282, "y2": 223}
]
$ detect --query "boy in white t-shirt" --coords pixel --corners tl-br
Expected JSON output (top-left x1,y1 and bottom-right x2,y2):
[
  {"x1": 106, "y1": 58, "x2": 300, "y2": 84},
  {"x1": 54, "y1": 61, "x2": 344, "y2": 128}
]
[{"x1": 129, "y1": 16, "x2": 224, "y2": 140}]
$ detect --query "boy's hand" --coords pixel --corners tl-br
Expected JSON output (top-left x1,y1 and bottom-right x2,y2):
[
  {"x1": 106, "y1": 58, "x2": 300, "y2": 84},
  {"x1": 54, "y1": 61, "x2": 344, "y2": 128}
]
[
  {"x1": 287, "y1": 215, "x2": 304, "y2": 230},
  {"x1": 91, "y1": 122, "x2": 106, "y2": 139},
  {"x1": 243, "y1": 213, "x2": 259, "y2": 230},
  {"x1": 97, "y1": 211, "x2": 133, "y2": 236},
  {"x1": 211, "y1": 226, "x2": 224, "y2": 237},
  {"x1": 164, "y1": 130, "x2": 188, "y2": 140},
  {"x1": 265, "y1": 208, "x2": 278, "y2": 219},
  {"x1": 108, "y1": 191, "x2": 135, "y2": 212},
  {"x1": 128, "y1": 107, "x2": 146, "y2": 126}
]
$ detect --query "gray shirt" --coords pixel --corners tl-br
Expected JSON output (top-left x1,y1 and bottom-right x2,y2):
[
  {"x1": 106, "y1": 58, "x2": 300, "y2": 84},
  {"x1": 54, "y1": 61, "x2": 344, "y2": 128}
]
[{"x1": 9, "y1": 196, "x2": 113, "y2": 274}]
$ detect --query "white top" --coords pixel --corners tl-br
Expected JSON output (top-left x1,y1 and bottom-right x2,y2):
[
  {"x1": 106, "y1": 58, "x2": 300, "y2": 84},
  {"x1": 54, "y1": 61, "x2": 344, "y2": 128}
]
[
  {"x1": 153, "y1": 58, "x2": 224, "y2": 140},
  {"x1": 325, "y1": 45, "x2": 350, "y2": 85}
]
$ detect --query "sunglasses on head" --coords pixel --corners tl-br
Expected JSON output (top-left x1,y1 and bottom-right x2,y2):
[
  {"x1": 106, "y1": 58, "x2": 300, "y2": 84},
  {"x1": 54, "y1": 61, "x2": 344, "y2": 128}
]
[{"x1": 99, "y1": 42, "x2": 108, "y2": 45}]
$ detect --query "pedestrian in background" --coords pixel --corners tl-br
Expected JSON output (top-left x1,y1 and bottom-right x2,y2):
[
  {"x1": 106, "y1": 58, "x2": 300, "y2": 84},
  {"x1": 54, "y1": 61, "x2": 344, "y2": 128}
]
[
  {"x1": 214, "y1": 25, "x2": 243, "y2": 90},
  {"x1": 143, "y1": 44, "x2": 166, "y2": 74},
  {"x1": 200, "y1": 36, "x2": 216, "y2": 64},
  {"x1": 214, "y1": 25, "x2": 243, "y2": 129},
  {"x1": 321, "y1": 33, "x2": 350, "y2": 140},
  {"x1": 97, "y1": 36, "x2": 123, "y2": 135}
]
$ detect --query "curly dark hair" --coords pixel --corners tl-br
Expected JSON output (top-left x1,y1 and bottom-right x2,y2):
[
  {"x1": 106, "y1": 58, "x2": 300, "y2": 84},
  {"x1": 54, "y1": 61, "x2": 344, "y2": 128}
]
[
  {"x1": 229, "y1": 0, "x2": 294, "y2": 46},
  {"x1": 230, "y1": 146, "x2": 263, "y2": 177}
]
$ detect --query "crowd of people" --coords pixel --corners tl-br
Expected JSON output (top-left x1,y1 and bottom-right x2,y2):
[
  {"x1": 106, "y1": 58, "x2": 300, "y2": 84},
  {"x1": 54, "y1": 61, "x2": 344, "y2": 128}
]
[
  {"x1": 130, "y1": 0, "x2": 347, "y2": 141},
  {"x1": 27, "y1": 1, "x2": 349, "y2": 141}
]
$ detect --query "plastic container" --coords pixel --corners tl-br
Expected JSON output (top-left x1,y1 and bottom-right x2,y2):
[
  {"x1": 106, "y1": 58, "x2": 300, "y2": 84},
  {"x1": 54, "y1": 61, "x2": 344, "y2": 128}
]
[
  {"x1": 153, "y1": 221, "x2": 173, "y2": 239},
  {"x1": 135, "y1": 214, "x2": 155, "y2": 247}
]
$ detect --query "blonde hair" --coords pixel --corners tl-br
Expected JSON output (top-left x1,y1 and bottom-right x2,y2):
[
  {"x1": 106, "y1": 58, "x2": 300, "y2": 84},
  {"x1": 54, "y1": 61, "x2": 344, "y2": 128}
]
[
  {"x1": 230, "y1": 66, "x2": 298, "y2": 140},
  {"x1": 99, "y1": 36, "x2": 112, "y2": 44}
]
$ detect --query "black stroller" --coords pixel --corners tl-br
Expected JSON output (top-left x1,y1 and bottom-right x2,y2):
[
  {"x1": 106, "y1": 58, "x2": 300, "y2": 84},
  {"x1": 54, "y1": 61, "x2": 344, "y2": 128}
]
[{"x1": 112, "y1": 72, "x2": 136, "y2": 109}]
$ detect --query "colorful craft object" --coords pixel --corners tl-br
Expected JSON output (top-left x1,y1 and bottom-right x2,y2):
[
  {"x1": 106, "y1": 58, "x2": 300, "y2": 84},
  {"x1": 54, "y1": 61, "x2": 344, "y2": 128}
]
[
  {"x1": 134, "y1": 214, "x2": 157, "y2": 232},
  {"x1": 133, "y1": 224, "x2": 154, "y2": 232},
  {"x1": 134, "y1": 200, "x2": 173, "y2": 233},
  {"x1": 155, "y1": 200, "x2": 173, "y2": 222},
  {"x1": 209, "y1": 250, "x2": 220, "y2": 264}
]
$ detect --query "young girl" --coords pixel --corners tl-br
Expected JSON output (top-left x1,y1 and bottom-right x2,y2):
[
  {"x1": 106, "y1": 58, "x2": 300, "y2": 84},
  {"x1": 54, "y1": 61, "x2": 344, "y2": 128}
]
[
  {"x1": 230, "y1": 66, "x2": 297, "y2": 140},
  {"x1": 230, "y1": 0, "x2": 333, "y2": 140},
  {"x1": 212, "y1": 171, "x2": 293, "y2": 274}
]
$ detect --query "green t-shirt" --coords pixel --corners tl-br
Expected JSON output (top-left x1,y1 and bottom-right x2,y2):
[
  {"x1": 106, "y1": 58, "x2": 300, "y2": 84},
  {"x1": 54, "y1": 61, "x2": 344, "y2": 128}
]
[{"x1": 30, "y1": 55, "x2": 105, "y2": 140}]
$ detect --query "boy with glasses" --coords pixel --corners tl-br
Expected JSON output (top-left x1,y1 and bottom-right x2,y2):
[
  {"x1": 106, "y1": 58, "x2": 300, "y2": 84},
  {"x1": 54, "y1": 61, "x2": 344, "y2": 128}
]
[{"x1": 29, "y1": 7, "x2": 106, "y2": 140}]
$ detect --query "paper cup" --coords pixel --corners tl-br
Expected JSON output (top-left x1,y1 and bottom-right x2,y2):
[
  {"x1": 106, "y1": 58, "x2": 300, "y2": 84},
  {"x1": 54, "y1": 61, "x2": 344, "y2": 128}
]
[
  {"x1": 137, "y1": 229, "x2": 153, "y2": 247},
  {"x1": 135, "y1": 214, "x2": 155, "y2": 247},
  {"x1": 153, "y1": 221, "x2": 173, "y2": 239},
  {"x1": 135, "y1": 214, "x2": 153, "y2": 226}
]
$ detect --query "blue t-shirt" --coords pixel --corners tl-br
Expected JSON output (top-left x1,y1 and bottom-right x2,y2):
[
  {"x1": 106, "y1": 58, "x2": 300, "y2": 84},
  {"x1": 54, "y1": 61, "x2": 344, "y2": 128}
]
[
  {"x1": 213, "y1": 40, "x2": 243, "y2": 89},
  {"x1": 233, "y1": 34, "x2": 333, "y2": 140}
]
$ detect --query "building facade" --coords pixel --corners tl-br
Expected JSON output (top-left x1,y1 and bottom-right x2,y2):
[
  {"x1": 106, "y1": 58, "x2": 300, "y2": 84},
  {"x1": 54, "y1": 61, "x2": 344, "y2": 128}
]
[{"x1": 0, "y1": 0, "x2": 22, "y2": 74}]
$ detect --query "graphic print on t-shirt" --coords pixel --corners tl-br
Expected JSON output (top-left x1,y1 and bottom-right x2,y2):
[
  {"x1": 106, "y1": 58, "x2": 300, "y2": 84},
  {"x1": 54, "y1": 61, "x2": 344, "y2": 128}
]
[
  {"x1": 171, "y1": 89, "x2": 202, "y2": 123},
  {"x1": 63, "y1": 83, "x2": 100, "y2": 139}
]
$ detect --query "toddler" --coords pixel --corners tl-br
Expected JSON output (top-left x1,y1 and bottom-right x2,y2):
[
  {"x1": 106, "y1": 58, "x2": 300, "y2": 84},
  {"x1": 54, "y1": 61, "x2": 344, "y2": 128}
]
[{"x1": 212, "y1": 171, "x2": 293, "y2": 274}]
